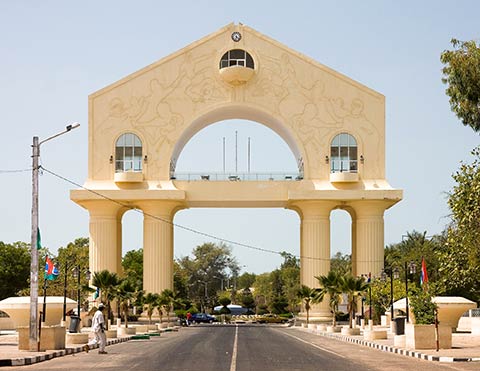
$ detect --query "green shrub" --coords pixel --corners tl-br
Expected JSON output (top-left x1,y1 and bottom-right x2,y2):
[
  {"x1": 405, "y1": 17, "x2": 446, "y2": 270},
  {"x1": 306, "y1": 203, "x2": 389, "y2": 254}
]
[{"x1": 410, "y1": 288, "x2": 437, "y2": 325}]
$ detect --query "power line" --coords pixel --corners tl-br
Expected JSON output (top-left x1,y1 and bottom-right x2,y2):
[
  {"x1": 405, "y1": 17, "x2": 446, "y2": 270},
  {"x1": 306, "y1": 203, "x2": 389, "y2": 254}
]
[
  {"x1": 40, "y1": 165, "x2": 384, "y2": 264},
  {"x1": 0, "y1": 168, "x2": 32, "y2": 173}
]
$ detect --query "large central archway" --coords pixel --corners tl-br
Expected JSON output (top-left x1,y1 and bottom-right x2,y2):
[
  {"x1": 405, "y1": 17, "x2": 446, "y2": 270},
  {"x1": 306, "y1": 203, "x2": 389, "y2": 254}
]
[{"x1": 71, "y1": 23, "x2": 402, "y2": 321}]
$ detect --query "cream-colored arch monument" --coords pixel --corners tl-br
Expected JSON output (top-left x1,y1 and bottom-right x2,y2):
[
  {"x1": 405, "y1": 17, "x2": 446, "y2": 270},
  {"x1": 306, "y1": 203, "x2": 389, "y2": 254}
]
[{"x1": 71, "y1": 23, "x2": 402, "y2": 320}]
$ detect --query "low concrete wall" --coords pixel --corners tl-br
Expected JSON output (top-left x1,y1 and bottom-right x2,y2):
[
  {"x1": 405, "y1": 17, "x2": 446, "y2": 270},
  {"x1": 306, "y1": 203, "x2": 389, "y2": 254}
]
[
  {"x1": 117, "y1": 327, "x2": 136, "y2": 336},
  {"x1": 364, "y1": 330, "x2": 387, "y2": 341},
  {"x1": 66, "y1": 333, "x2": 89, "y2": 344},
  {"x1": 105, "y1": 329, "x2": 117, "y2": 338},
  {"x1": 18, "y1": 325, "x2": 66, "y2": 351},
  {"x1": 341, "y1": 327, "x2": 360, "y2": 335},
  {"x1": 0, "y1": 317, "x2": 14, "y2": 330}
]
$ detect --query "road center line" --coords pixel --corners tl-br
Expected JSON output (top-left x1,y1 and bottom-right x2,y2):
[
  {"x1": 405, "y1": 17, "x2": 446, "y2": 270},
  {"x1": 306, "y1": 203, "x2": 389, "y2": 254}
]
[
  {"x1": 230, "y1": 324, "x2": 239, "y2": 371},
  {"x1": 279, "y1": 330, "x2": 346, "y2": 359}
]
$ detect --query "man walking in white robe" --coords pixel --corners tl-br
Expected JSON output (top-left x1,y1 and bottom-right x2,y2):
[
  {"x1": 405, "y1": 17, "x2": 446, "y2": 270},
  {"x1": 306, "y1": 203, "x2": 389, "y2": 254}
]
[{"x1": 84, "y1": 303, "x2": 107, "y2": 354}]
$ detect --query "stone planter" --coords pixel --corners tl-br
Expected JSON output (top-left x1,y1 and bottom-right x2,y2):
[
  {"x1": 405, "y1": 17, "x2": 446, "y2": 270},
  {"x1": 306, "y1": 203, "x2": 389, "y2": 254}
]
[
  {"x1": 117, "y1": 326, "x2": 136, "y2": 336},
  {"x1": 18, "y1": 325, "x2": 66, "y2": 351},
  {"x1": 341, "y1": 327, "x2": 360, "y2": 335},
  {"x1": 326, "y1": 326, "x2": 341, "y2": 333},
  {"x1": 364, "y1": 329, "x2": 387, "y2": 341},
  {"x1": 405, "y1": 324, "x2": 452, "y2": 350},
  {"x1": 316, "y1": 324, "x2": 327, "y2": 332},
  {"x1": 66, "y1": 332, "x2": 89, "y2": 344},
  {"x1": 133, "y1": 325, "x2": 148, "y2": 333},
  {"x1": 105, "y1": 329, "x2": 117, "y2": 339}
]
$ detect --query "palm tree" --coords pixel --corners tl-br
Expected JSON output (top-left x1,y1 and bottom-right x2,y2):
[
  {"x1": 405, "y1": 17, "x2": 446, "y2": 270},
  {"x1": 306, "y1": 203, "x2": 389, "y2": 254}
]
[
  {"x1": 116, "y1": 279, "x2": 136, "y2": 328},
  {"x1": 143, "y1": 293, "x2": 159, "y2": 324},
  {"x1": 160, "y1": 289, "x2": 175, "y2": 324},
  {"x1": 341, "y1": 275, "x2": 369, "y2": 328},
  {"x1": 91, "y1": 270, "x2": 120, "y2": 329},
  {"x1": 315, "y1": 271, "x2": 343, "y2": 327},
  {"x1": 297, "y1": 285, "x2": 324, "y2": 325}
]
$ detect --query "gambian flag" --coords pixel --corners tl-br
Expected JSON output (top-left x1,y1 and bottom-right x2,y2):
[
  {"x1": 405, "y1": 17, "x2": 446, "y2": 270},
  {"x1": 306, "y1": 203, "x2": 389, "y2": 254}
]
[
  {"x1": 45, "y1": 256, "x2": 59, "y2": 281},
  {"x1": 420, "y1": 257, "x2": 429, "y2": 287}
]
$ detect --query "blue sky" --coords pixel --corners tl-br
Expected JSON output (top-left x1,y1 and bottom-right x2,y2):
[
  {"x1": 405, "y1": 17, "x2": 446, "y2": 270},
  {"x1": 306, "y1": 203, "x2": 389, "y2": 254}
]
[{"x1": 1, "y1": 1, "x2": 478, "y2": 274}]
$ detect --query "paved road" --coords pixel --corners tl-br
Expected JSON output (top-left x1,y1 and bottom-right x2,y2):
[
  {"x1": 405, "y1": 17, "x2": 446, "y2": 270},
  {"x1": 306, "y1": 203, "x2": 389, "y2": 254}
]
[{"x1": 7, "y1": 325, "x2": 479, "y2": 370}]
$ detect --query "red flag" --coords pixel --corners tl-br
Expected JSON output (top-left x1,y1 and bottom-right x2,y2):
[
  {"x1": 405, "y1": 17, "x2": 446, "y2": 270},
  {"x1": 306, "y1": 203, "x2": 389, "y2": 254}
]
[{"x1": 420, "y1": 257, "x2": 428, "y2": 286}]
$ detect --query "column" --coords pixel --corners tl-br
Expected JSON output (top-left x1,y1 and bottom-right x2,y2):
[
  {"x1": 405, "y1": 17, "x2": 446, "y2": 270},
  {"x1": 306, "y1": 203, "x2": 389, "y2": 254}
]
[
  {"x1": 291, "y1": 201, "x2": 336, "y2": 320},
  {"x1": 137, "y1": 201, "x2": 183, "y2": 294},
  {"x1": 351, "y1": 201, "x2": 387, "y2": 278},
  {"x1": 86, "y1": 201, "x2": 123, "y2": 275}
]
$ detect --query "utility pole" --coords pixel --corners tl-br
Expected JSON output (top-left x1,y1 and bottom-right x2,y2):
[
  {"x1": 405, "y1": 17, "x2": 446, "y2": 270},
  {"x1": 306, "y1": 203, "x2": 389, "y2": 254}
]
[
  {"x1": 29, "y1": 123, "x2": 80, "y2": 351},
  {"x1": 29, "y1": 136, "x2": 39, "y2": 351}
]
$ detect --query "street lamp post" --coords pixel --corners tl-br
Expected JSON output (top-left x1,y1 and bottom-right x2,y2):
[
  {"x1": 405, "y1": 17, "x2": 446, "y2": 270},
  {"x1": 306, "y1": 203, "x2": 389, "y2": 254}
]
[
  {"x1": 381, "y1": 267, "x2": 399, "y2": 320},
  {"x1": 405, "y1": 261, "x2": 417, "y2": 323},
  {"x1": 62, "y1": 262, "x2": 69, "y2": 322},
  {"x1": 72, "y1": 266, "x2": 91, "y2": 320},
  {"x1": 29, "y1": 123, "x2": 80, "y2": 351}
]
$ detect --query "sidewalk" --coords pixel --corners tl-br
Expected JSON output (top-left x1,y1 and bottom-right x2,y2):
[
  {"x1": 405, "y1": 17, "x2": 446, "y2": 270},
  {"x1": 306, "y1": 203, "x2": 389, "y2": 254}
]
[
  {"x1": 0, "y1": 329, "x2": 134, "y2": 367},
  {"x1": 292, "y1": 324, "x2": 480, "y2": 363}
]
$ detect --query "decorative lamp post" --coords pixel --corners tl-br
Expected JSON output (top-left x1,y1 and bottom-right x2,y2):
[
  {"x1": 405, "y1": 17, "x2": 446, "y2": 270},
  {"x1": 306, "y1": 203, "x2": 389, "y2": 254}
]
[
  {"x1": 72, "y1": 266, "x2": 91, "y2": 319},
  {"x1": 381, "y1": 267, "x2": 399, "y2": 320},
  {"x1": 405, "y1": 261, "x2": 416, "y2": 323},
  {"x1": 62, "y1": 261, "x2": 69, "y2": 322},
  {"x1": 29, "y1": 123, "x2": 80, "y2": 351}
]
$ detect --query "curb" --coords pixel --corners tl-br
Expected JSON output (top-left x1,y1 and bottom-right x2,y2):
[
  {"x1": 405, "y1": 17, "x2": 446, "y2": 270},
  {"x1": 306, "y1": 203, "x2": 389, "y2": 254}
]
[
  {"x1": 314, "y1": 330, "x2": 480, "y2": 363},
  {"x1": 0, "y1": 336, "x2": 132, "y2": 367}
]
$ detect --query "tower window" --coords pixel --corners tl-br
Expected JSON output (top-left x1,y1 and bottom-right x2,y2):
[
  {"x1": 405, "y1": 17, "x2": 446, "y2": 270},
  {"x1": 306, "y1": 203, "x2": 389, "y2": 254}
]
[
  {"x1": 219, "y1": 49, "x2": 254, "y2": 69},
  {"x1": 330, "y1": 133, "x2": 358, "y2": 173},
  {"x1": 115, "y1": 133, "x2": 143, "y2": 172}
]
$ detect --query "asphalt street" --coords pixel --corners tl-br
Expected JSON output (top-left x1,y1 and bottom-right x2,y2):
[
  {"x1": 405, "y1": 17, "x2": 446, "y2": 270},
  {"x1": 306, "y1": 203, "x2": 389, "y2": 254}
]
[{"x1": 5, "y1": 325, "x2": 479, "y2": 371}]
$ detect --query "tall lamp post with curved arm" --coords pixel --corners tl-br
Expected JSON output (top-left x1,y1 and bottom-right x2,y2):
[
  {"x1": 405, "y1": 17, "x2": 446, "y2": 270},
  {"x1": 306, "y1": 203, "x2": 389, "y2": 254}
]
[
  {"x1": 29, "y1": 123, "x2": 80, "y2": 351},
  {"x1": 381, "y1": 267, "x2": 399, "y2": 321},
  {"x1": 405, "y1": 261, "x2": 417, "y2": 323}
]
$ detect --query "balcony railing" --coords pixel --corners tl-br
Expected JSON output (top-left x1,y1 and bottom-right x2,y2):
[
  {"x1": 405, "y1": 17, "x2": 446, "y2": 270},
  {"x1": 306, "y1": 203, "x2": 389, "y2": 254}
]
[{"x1": 171, "y1": 172, "x2": 303, "y2": 182}]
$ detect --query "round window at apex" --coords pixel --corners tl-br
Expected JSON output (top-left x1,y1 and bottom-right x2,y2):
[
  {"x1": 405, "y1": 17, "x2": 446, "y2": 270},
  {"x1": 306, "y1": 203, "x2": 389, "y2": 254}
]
[
  {"x1": 219, "y1": 49, "x2": 254, "y2": 69},
  {"x1": 115, "y1": 133, "x2": 143, "y2": 173},
  {"x1": 330, "y1": 133, "x2": 358, "y2": 173}
]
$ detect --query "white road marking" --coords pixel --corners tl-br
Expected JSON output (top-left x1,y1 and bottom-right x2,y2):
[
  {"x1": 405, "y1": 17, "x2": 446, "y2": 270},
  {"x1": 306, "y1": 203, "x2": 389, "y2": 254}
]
[
  {"x1": 230, "y1": 324, "x2": 239, "y2": 371},
  {"x1": 280, "y1": 330, "x2": 346, "y2": 358}
]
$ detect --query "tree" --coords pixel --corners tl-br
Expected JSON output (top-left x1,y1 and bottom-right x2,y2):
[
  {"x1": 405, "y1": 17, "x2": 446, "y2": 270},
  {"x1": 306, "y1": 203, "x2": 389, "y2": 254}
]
[
  {"x1": 236, "y1": 272, "x2": 256, "y2": 290},
  {"x1": 0, "y1": 241, "x2": 30, "y2": 299},
  {"x1": 176, "y1": 242, "x2": 239, "y2": 311},
  {"x1": 316, "y1": 271, "x2": 343, "y2": 327},
  {"x1": 441, "y1": 39, "x2": 480, "y2": 133},
  {"x1": 330, "y1": 252, "x2": 351, "y2": 276},
  {"x1": 143, "y1": 293, "x2": 159, "y2": 324},
  {"x1": 160, "y1": 289, "x2": 175, "y2": 324},
  {"x1": 385, "y1": 231, "x2": 442, "y2": 284},
  {"x1": 116, "y1": 279, "x2": 136, "y2": 328},
  {"x1": 122, "y1": 248, "x2": 143, "y2": 291},
  {"x1": 91, "y1": 270, "x2": 119, "y2": 328},
  {"x1": 218, "y1": 295, "x2": 231, "y2": 314},
  {"x1": 341, "y1": 275, "x2": 369, "y2": 328},
  {"x1": 297, "y1": 285, "x2": 323, "y2": 325},
  {"x1": 437, "y1": 146, "x2": 480, "y2": 302}
]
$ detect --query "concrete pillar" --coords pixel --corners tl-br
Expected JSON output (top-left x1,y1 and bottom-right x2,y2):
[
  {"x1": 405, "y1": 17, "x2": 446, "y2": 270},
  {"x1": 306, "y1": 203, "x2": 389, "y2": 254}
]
[
  {"x1": 291, "y1": 201, "x2": 336, "y2": 320},
  {"x1": 351, "y1": 201, "x2": 387, "y2": 278},
  {"x1": 137, "y1": 201, "x2": 183, "y2": 294},
  {"x1": 86, "y1": 201, "x2": 123, "y2": 275}
]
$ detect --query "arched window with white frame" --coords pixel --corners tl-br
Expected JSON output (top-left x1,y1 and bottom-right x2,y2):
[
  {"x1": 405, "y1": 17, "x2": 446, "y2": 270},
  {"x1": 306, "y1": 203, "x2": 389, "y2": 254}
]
[
  {"x1": 115, "y1": 133, "x2": 143, "y2": 172},
  {"x1": 330, "y1": 133, "x2": 358, "y2": 173}
]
